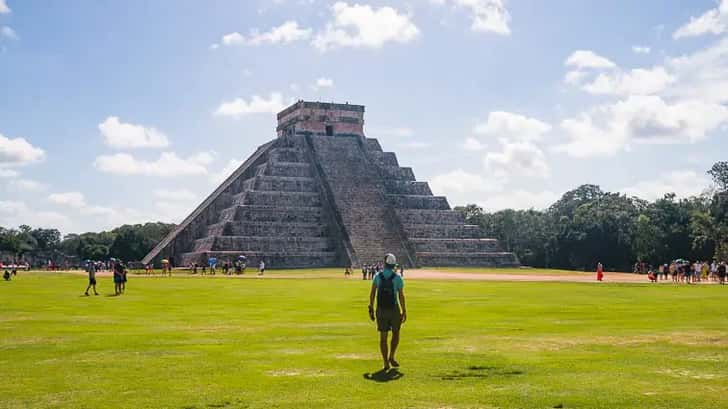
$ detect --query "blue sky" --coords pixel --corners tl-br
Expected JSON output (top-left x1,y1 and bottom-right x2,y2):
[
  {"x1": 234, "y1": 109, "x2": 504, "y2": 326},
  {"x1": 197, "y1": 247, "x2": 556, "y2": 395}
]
[{"x1": 1, "y1": 0, "x2": 727, "y2": 233}]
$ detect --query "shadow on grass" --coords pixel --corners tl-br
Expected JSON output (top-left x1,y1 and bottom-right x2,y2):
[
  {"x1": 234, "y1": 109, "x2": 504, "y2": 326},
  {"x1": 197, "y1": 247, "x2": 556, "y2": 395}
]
[
  {"x1": 436, "y1": 365, "x2": 524, "y2": 381},
  {"x1": 363, "y1": 368, "x2": 404, "y2": 382}
]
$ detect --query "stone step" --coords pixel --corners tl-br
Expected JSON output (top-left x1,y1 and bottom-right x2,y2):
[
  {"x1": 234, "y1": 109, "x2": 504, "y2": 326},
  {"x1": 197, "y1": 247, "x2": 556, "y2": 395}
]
[
  {"x1": 180, "y1": 251, "x2": 340, "y2": 269},
  {"x1": 396, "y1": 209, "x2": 465, "y2": 225},
  {"x1": 383, "y1": 180, "x2": 433, "y2": 196},
  {"x1": 219, "y1": 205, "x2": 322, "y2": 224},
  {"x1": 403, "y1": 223, "x2": 482, "y2": 239},
  {"x1": 365, "y1": 138, "x2": 382, "y2": 152},
  {"x1": 264, "y1": 161, "x2": 312, "y2": 178},
  {"x1": 233, "y1": 190, "x2": 321, "y2": 207},
  {"x1": 194, "y1": 236, "x2": 333, "y2": 252},
  {"x1": 270, "y1": 147, "x2": 307, "y2": 163},
  {"x1": 416, "y1": 252, "x2": 520, "y2": 267},
  {"x1": 378, "y1": 165, "x2": 415, "y2": 181},
  {"x1": 243, "y1": 175, "x2": 318, "y2": 193},
  {"x1": 387, "y1": 194, "x2": 450, "y2": 210},
  {"x1": 369, "y1": 151, "x2": 398, "y2": 167},
  {"x1": 207, "y1": 221, "x2": 328, "y2": 238},
  {"x1": 410, "y1": 238, "x2": 500, "y2": 253}
]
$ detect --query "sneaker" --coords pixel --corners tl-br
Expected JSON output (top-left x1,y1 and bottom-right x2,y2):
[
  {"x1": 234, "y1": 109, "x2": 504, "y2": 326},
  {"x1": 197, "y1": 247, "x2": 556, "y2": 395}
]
[{"x1": 389, "y1": 358, "x2": 400, "y2": 367}]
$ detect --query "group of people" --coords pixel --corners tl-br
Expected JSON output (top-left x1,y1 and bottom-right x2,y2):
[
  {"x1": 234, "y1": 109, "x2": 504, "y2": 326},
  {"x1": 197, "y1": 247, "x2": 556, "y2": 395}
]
[
  {"x1": 190, "y1": 258, "x2": 265, "y2": 276},
  {"x1": 83, "y1": 259, "x2": 128, "y2": 296},
  {"x1": 648, "y1": 260, "x2": 728, "y2": 284},
  {"x1": 361, "y1": 262, "x2": 404, "y2": 280},
  {"x1": 190, "y1": 258, "x2": 248, "y2": 275}
]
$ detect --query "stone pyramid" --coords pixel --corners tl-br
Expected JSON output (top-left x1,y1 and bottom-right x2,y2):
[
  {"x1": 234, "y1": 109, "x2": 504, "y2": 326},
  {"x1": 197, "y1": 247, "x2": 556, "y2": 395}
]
[{"x1": 142, "y1": 101, "x2": 519, "y2": 269}]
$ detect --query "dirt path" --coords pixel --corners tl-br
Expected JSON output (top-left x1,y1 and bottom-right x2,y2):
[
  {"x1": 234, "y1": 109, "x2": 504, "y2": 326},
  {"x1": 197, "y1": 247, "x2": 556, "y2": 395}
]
[
  {"x1": 46, "y1": 269, "x2": 667, "y2": 283},
  {"x1": 404, "y1": 269, "x2": 649, "y2": 283}
]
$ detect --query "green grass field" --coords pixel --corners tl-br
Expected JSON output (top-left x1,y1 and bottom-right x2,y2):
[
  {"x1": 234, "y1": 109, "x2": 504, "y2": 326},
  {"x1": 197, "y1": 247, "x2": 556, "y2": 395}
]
[{"x1": 2, "y1": 272, "x2": 727, "y2": 409}]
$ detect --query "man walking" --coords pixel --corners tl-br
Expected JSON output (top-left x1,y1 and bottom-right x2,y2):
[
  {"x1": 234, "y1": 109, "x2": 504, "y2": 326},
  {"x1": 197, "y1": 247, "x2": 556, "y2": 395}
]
[
  {"x1": 84, "y1": 261, "x2": 98, "y2": 296},
  {"x1": 368, "y1": 253, "x2": 407, "y2": 370}
]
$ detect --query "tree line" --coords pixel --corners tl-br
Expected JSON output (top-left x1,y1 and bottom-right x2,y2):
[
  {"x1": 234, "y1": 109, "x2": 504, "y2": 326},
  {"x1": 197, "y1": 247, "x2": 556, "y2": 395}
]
[
  {"x1": 456, "y1": 161, "x2": 728, "y2": 271},
  {"x1": 0, "y1": 222, "x2": 175, "y2": 264}
]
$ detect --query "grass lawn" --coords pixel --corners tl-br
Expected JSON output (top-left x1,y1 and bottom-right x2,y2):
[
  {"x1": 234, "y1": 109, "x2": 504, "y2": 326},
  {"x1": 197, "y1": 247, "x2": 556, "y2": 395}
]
[{"x1": 1, "y1": 272, "x2": 727, "y2": 409}]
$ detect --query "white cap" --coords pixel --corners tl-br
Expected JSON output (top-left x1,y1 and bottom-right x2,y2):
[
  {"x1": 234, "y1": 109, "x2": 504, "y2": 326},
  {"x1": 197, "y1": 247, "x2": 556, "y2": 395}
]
[{"x1": 384, "y1": 253, "x2": 397, "y2": 265}]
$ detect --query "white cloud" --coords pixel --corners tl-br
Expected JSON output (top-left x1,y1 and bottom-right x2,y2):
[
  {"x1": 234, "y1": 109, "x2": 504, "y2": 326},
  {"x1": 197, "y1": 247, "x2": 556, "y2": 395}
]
[
  {"x1": 632, "y1": 45, "x2": 651, "y2": 54},
  {"x1": 665, "y1": 37, "x2": 728, "y2": 104},
  {"x1": 0, "y1": 200, "x2": 72, "y2": 230},
  {"x1": 1, "y1": 26, "x2": 17, "y2": 40},
  {"x1": 674, "y1": 0, "x2": 728, "y2": 38},
  {"x1": 462, "y1": 137, "x2": 486, "y2": 151},
  {"x1": 621, "y1": 170, "x2": 710, "y2": 201},
  {"x1": 473, "y1": 111, "x2": 551, "y2": 142},
  {"x1": 484, "y1": 141, "x2": 550, "y2": 178},
  {"x1": 312, "y1": 77, "x2": 334, "y2": 90},
  {"x1": 564, "y1": 50, "x2": 616, "y2": 69},
  {"x1": 94, "y1": 151, "x2": 214, "y2": 177},
  {"x1": 214, "y1": 93, "x2": 289, "y2": 117},
  {"x1": 556, "y1": 95, "x2": 728, "y2": 157},
  {"x1": 564, "y1": 70, "x2": 588, "y2": 86},
  {"x1": 481, "y1": 189, "x2": 559, "y2": 211},
  {"x1": 98, "y1": 116, "x2": 170, "y2": 149},
  {"x1": 219, "y1": 21, "x2": 311, "y2": 47},
  {"x1": 437, "y1": 0, "x2": 511, "y2": 35},
  {"x1": 429, "y1": 168, "x2": 556, "y2": 210},
  {"x1": 48, "y1": 192, "x2": 86, "y2": 208},
  {"x1": 154, "y1": 188, "x2": 196, "y2": 201},
  {"x1": 312, "y1": 2, "x2": 420, "y2": 51},
  {"x1": 8, "y1": 178, "x2": 46, "y2": 192},
  {"x1": 0, "y1": 0, "x2": 9, "y2": 14},
  {"x1": 430, "y1": 168, "x2": 505, "y2": 196},
  {"x1": 0, "y1": 169, "x2": 19, "y2": 178},
  {"x1": 154, "y1": 201, "x2": 196, "y2": 224},
  {"x1": 0, "y1": 132, "x2": 46, "y2": 167},
  {"x1": 210, "y1": 158, "x2": 244, "y2": 185},
  {"x1": 581, "y1": 66, "x2": 675, "y2": 96}
]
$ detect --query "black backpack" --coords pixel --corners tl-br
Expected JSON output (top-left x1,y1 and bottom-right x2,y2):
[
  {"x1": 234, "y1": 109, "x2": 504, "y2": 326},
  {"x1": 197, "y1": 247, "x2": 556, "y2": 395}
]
[{"x1": 377, "y1": 274, "x2": 396, "y2": 308}]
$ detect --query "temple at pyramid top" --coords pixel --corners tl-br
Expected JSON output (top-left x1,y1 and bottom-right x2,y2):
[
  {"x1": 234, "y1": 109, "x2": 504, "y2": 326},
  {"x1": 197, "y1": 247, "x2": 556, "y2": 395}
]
[
  {"x1": 143, "y1": 100, "x2": 518, "y2": 269},
  {"x1": 276, "y1": 100, "x2": 366, "y2": 138}
]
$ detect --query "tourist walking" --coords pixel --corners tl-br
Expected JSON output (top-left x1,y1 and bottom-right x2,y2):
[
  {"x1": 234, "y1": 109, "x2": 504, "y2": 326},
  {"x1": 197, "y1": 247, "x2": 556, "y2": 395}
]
[
  {"x1": 368, "y1": 253, "x2": 407, "y2": 371},
  {"x1": 84, "y1": 261, "x2": 99, "y2": 296}
]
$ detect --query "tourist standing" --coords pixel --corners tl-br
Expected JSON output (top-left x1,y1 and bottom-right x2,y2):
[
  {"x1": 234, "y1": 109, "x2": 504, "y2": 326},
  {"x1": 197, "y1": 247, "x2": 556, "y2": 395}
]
[
  {"x1": 209, "y1": 257, "x2": 217, "y2": 275},
  {"x1": 718, "y1": 262, "x2": 726, "y2": 284},
  {"x1": 113, "y1": 261, "x2": 123, "y2": 295},
  {"x1": 121, "y1": 262, "x2": 127, "y2": 293},
  {"x1": 84, "y1": 261, "x2": 98, "y2": 296},
  {"x1": 368, "y1": 253, "x2": 406, "y2": 371},
  {"x1": 596, "y1": 262, "x2": 604, "y2": 282}
]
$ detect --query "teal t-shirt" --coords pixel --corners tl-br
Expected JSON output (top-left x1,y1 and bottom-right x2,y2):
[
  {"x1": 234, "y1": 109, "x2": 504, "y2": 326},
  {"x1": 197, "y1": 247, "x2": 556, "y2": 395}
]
[{"x1": 373, "y1": 267, "x2": 404, "y2": 305}]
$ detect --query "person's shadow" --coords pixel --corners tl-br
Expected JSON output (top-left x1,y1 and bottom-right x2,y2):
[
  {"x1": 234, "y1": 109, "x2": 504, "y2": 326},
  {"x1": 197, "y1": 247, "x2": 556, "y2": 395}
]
[{"x1": 363, "y1": 368, "x2": 404, "y2": 382}]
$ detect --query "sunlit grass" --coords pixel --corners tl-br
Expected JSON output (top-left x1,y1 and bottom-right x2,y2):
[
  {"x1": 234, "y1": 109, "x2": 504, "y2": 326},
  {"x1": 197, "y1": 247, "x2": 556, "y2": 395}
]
[{"x1": 1, "y1": 272, "x2": 727, "y2": 408}]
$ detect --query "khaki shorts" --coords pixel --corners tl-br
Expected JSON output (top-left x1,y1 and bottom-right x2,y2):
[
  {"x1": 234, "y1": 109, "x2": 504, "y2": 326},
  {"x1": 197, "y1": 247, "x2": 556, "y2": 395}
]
[{"x1": 376, "y1": 307, "x2": 402, "y2": 332}]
